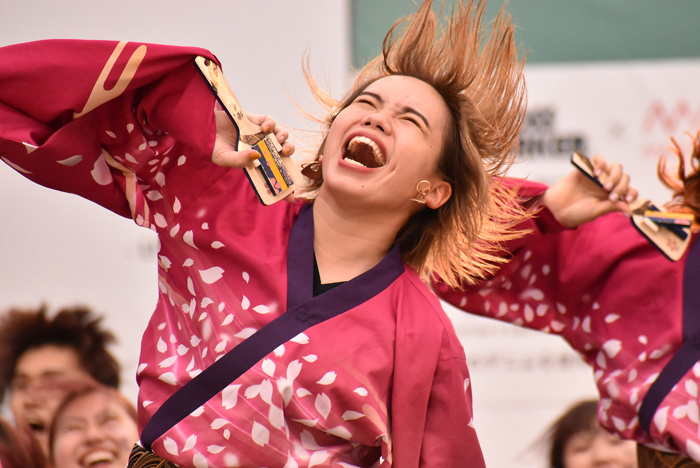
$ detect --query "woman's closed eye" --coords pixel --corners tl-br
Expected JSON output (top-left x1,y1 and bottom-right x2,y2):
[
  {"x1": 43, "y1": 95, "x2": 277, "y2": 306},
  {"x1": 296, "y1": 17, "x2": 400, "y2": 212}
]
[
  {"x1": 97, "y1": 410, "x2": 125, "y2": 430},
  {"x1": 401, "y1": 115, "x2": 422, "y2": 128},
  {"x1": 354, "y1": 97, "x2": 377, "y2": 107},
  {"x1": 58, "y1": 421, "x2": 85, "y2": 435},
  {"x1": 566, "y1": 433, "x2": 594, "y2": 453}
]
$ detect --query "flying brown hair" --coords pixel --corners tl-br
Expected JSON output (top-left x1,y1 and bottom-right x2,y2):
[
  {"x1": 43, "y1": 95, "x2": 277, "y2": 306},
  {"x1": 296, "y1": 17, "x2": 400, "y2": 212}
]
[
  {"x1": 300, "y1": 0, "x2": 529, "y2": 288},
  {"x1": 658, "y1": 131, "x2": 700, "y2": 224}
]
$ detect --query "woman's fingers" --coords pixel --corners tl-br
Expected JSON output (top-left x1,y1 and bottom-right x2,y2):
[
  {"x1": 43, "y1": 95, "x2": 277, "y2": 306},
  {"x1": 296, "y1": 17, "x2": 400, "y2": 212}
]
[
  {"x1": 276, "y1": 128, "x2": 288, "y2": 144},
  {"x1": 590, "y1": 154, "x2": 608, "y2": 177},
  {"x1": 608, "y1": 171, "x2": 629, "y2": 202},
  {"x1": 603, "y1": 162, "x2": 623, "y2": 191},
  {"x1": 590, "y1": 154, "x2": 635, "y2": 203},
  {"x1": 247, "y1": 113, "x2": 295, "y2": 156},
  {"x1": 213, "y1": 111, "x2": 294, "y2": 167},
  {"x1": 586, "y1": 153, "x2": 640, "y2": 216},
  {"x1": 212, "y1": 143, "x2": 259, "y2": 168},
  {"x1": 247, "y1": 113, "x2": 275, "y2": 132},
  {"x1": 274, "y1": 127, "x2": 296, "y2": 156},
  {"x1": 281, "y1": 141, "x2": 295, "y2": 156}
]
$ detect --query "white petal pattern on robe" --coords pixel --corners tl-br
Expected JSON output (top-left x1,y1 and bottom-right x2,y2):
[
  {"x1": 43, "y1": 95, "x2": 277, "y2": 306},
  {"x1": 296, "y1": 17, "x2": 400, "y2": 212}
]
[
  {"x1": 221, "y1": 385, "x2": 240, "y2": 410},
  {"x1": 57, "y1": 155, "x2": 83, "y2": 166},
  {"x1": 315, "y1": 393, "x2": 332, "y2": 420},
  {"x1": 251, "y1": 421, "x2": 270, "y2": 447}
]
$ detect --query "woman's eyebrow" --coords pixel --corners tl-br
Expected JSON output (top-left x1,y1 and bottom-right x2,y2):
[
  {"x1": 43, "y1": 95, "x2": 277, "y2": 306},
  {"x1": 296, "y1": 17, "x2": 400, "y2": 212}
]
[
  {"x1": 359, "y1": 91, "x2": 431, "y2": 130},
  {"x1": 57, "y1": 416, "x2": 85, "y2": 427}
]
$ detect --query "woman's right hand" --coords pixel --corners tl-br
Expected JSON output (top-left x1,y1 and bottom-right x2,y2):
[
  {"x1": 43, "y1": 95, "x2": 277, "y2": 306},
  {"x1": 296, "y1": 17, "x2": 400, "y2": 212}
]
[{"x1": 211, "y1": 110, "x2": 295, "y2": 168}]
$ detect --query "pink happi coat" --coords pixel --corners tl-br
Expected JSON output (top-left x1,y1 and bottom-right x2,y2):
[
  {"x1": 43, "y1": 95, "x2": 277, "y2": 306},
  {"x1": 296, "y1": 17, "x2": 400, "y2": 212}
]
[
  {"x1": 435, "y1": 180, "x2": 700, "y2": 461},
  {"x1": 0, "y1": 40, "x2": 485, "y2": 468}
]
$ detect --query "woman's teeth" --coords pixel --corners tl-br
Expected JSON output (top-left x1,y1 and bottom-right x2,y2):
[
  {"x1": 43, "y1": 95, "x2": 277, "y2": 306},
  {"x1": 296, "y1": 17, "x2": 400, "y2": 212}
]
[
  {"x1": 345, "y1": 136, "x2": 385, "y2": 168},
  {"x1": 345, "y1": 158, "x2": 367, "y2": 167},
  {"x1": 83, "y1": 450, "x2": 114, "y2": 467}
]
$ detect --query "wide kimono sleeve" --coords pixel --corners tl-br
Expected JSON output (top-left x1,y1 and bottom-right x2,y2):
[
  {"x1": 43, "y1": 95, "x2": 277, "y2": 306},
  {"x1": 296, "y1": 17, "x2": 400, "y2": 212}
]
[
  {"x1": 433, "y1": 177, "x2": 684, "y2": 393},
  {"x1": 434, "y1": 177, "x2": 636, "y2": 346},
  {"x1": 0, "y1": 39, "x2": 244, "y2": 227}
]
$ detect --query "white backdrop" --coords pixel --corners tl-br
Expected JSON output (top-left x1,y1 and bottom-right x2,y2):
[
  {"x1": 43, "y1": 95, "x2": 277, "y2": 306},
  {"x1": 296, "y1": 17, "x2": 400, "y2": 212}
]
[
  {"x1": 512, "y1": 60, "x2": 700, "y2": 202},
  {"x1": 0, "y1": 0, "x2": 350, "y2": 423},
  {"x1": 2, "y1": 2, "x2": 700, "y2": 467}
]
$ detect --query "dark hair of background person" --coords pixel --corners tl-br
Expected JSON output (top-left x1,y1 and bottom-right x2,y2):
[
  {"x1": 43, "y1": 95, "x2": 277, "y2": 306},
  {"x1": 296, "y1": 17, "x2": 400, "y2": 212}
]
[
  {"x1": 547, "y1": 400, "x2": 599, "y2": 468},
  {"x1": 0, "y1": 417, "x2": 45, "y2": 468},
  {"x1": 0, "y1": 305, "x2": 121, "y2": 403}
]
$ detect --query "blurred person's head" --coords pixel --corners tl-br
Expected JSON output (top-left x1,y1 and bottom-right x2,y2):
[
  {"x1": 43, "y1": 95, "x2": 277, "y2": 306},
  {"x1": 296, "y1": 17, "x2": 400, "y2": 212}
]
[
  {"x1": 547, "y1": 400, "x2": 637, "y2": 468},
  {"x1": 0, "y1": 305, "x2": 120, "y2": 453},
  {"x1": 49, "y1": 385, "x2": 138, "y2": 468},
  {"x1": 0, "y1": 417, "x2": 45, "y2": 468}
]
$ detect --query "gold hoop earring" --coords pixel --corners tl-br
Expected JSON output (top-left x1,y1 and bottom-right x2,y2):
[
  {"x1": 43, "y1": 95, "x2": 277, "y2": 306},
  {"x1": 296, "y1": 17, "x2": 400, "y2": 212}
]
[
  {"x1": 410, "y1": 180, "x2": 432, "y2": 204},
  {"x1": 301, "y1": 159, "x2": 322, "y2": 181}
]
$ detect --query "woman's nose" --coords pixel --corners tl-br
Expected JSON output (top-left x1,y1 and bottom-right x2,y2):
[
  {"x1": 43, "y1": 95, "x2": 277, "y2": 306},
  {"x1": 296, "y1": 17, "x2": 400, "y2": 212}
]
[
  {"x1": 361, "y1": 111, "x2": 390, "y2": 134},
  {"x1": 589, "y1": 438, "x2": 617, "y2": 464},
  {"x1": 83, "y1": 423, "x2": 106, "y2": 443}
]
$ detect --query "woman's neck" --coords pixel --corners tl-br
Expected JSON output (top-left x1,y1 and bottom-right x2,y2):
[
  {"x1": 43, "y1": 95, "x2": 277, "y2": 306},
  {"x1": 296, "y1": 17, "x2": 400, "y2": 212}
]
[{"x1": 312, "y1": 196, "x2": 404, "y2": 284}]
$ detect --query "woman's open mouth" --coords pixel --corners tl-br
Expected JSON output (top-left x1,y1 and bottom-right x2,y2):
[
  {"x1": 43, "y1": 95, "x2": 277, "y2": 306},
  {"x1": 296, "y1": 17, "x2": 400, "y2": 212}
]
[
  {"x1": 26, "y1": 416, "x2": 46, "y2": 433},
  {"x1": 342, "y1": 136, "x2": 386, "y2": 168},
  {"x1": 81, "y1": 449, "x2": 117, "y2": 467}
]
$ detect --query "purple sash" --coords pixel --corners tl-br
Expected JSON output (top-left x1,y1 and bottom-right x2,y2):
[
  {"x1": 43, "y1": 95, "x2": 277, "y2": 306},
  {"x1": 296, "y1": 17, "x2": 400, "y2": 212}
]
[{"x1": 639, "y1": 235, "x2": 700, "y2": 434}]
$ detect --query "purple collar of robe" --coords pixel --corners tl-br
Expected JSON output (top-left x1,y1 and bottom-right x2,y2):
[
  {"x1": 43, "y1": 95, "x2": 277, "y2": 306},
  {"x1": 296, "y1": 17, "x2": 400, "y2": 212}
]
[
  {"x1": 639, "y1": 235, "x2": 700, "y2": 434},
  {"x1": 141, "y1": 202, "x2": 405, "y2": 450},
  {"x1": 287, "y1": 203, "x2": 405, "y2": 311}
]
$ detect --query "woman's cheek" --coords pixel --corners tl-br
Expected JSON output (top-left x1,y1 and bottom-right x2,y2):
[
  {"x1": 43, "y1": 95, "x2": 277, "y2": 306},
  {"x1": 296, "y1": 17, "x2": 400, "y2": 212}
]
[{"x1": 53, "y1": 434, "x2": 80, "y2": 467}]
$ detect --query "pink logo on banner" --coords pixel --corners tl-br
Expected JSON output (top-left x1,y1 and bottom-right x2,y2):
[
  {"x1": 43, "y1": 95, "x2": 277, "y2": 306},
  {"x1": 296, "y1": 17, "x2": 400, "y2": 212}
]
[{"x1": 642, "y1": 100, "x2": 700, "y2": 134}]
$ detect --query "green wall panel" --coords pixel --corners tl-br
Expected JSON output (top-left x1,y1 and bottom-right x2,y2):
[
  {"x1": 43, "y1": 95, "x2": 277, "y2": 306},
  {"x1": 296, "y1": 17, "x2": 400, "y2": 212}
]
[{"x1": 352, "y1": 0, "x2": 700, "y2": 68}]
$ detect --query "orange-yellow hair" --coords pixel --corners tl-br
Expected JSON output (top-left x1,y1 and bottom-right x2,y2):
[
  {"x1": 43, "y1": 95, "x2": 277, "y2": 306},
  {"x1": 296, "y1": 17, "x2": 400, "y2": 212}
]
[
  {"x1": 658, "y1": 131, "x2": 700, "y2": 227},
  {"x1": 302, "y1": 0, "x2": 529, "y2": 288}
]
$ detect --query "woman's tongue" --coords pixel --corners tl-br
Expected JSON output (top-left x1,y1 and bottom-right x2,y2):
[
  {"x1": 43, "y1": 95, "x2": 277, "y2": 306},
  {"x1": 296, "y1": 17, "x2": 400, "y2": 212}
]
[{"x1": 345, "y1": 142, "x2": 378, "y2": 168}]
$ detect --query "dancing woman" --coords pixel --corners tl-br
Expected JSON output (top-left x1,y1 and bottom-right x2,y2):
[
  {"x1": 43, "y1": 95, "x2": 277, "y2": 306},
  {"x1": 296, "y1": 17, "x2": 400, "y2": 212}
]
[{"x1": 0, "y1": 1, "x2": 526, "y2": 466}]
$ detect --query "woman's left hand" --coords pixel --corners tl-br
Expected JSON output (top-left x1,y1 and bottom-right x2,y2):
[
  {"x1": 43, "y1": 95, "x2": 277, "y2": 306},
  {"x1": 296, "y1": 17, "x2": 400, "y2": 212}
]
[
  {"x1": 211, "y1": 110, "x2": 295, "y2": 168},
  {"x1": 541, "y1": 154, "x2": 639, "y2": 228}
]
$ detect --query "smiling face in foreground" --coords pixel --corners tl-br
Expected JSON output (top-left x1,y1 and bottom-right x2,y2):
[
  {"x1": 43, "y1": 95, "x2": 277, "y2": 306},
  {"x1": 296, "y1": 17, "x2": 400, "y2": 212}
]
[
  {"x1": 10, "y1": 344, "x2": 94, "y2": 455},
  {"x1": 51, "y1": 391, "x2": 139, "y2": 468},
  {"x1": 563, "y1": 427, "x2": 637, "y2": 468},
  {"x1": 320, "y1": 74, "x2": 452, "y2": 217}
]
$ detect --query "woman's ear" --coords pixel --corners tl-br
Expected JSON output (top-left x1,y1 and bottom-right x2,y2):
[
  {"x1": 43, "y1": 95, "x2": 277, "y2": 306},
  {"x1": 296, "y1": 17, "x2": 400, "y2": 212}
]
[{"x1": 425, "y1": 179, "x2": 452, "y2": 209}]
